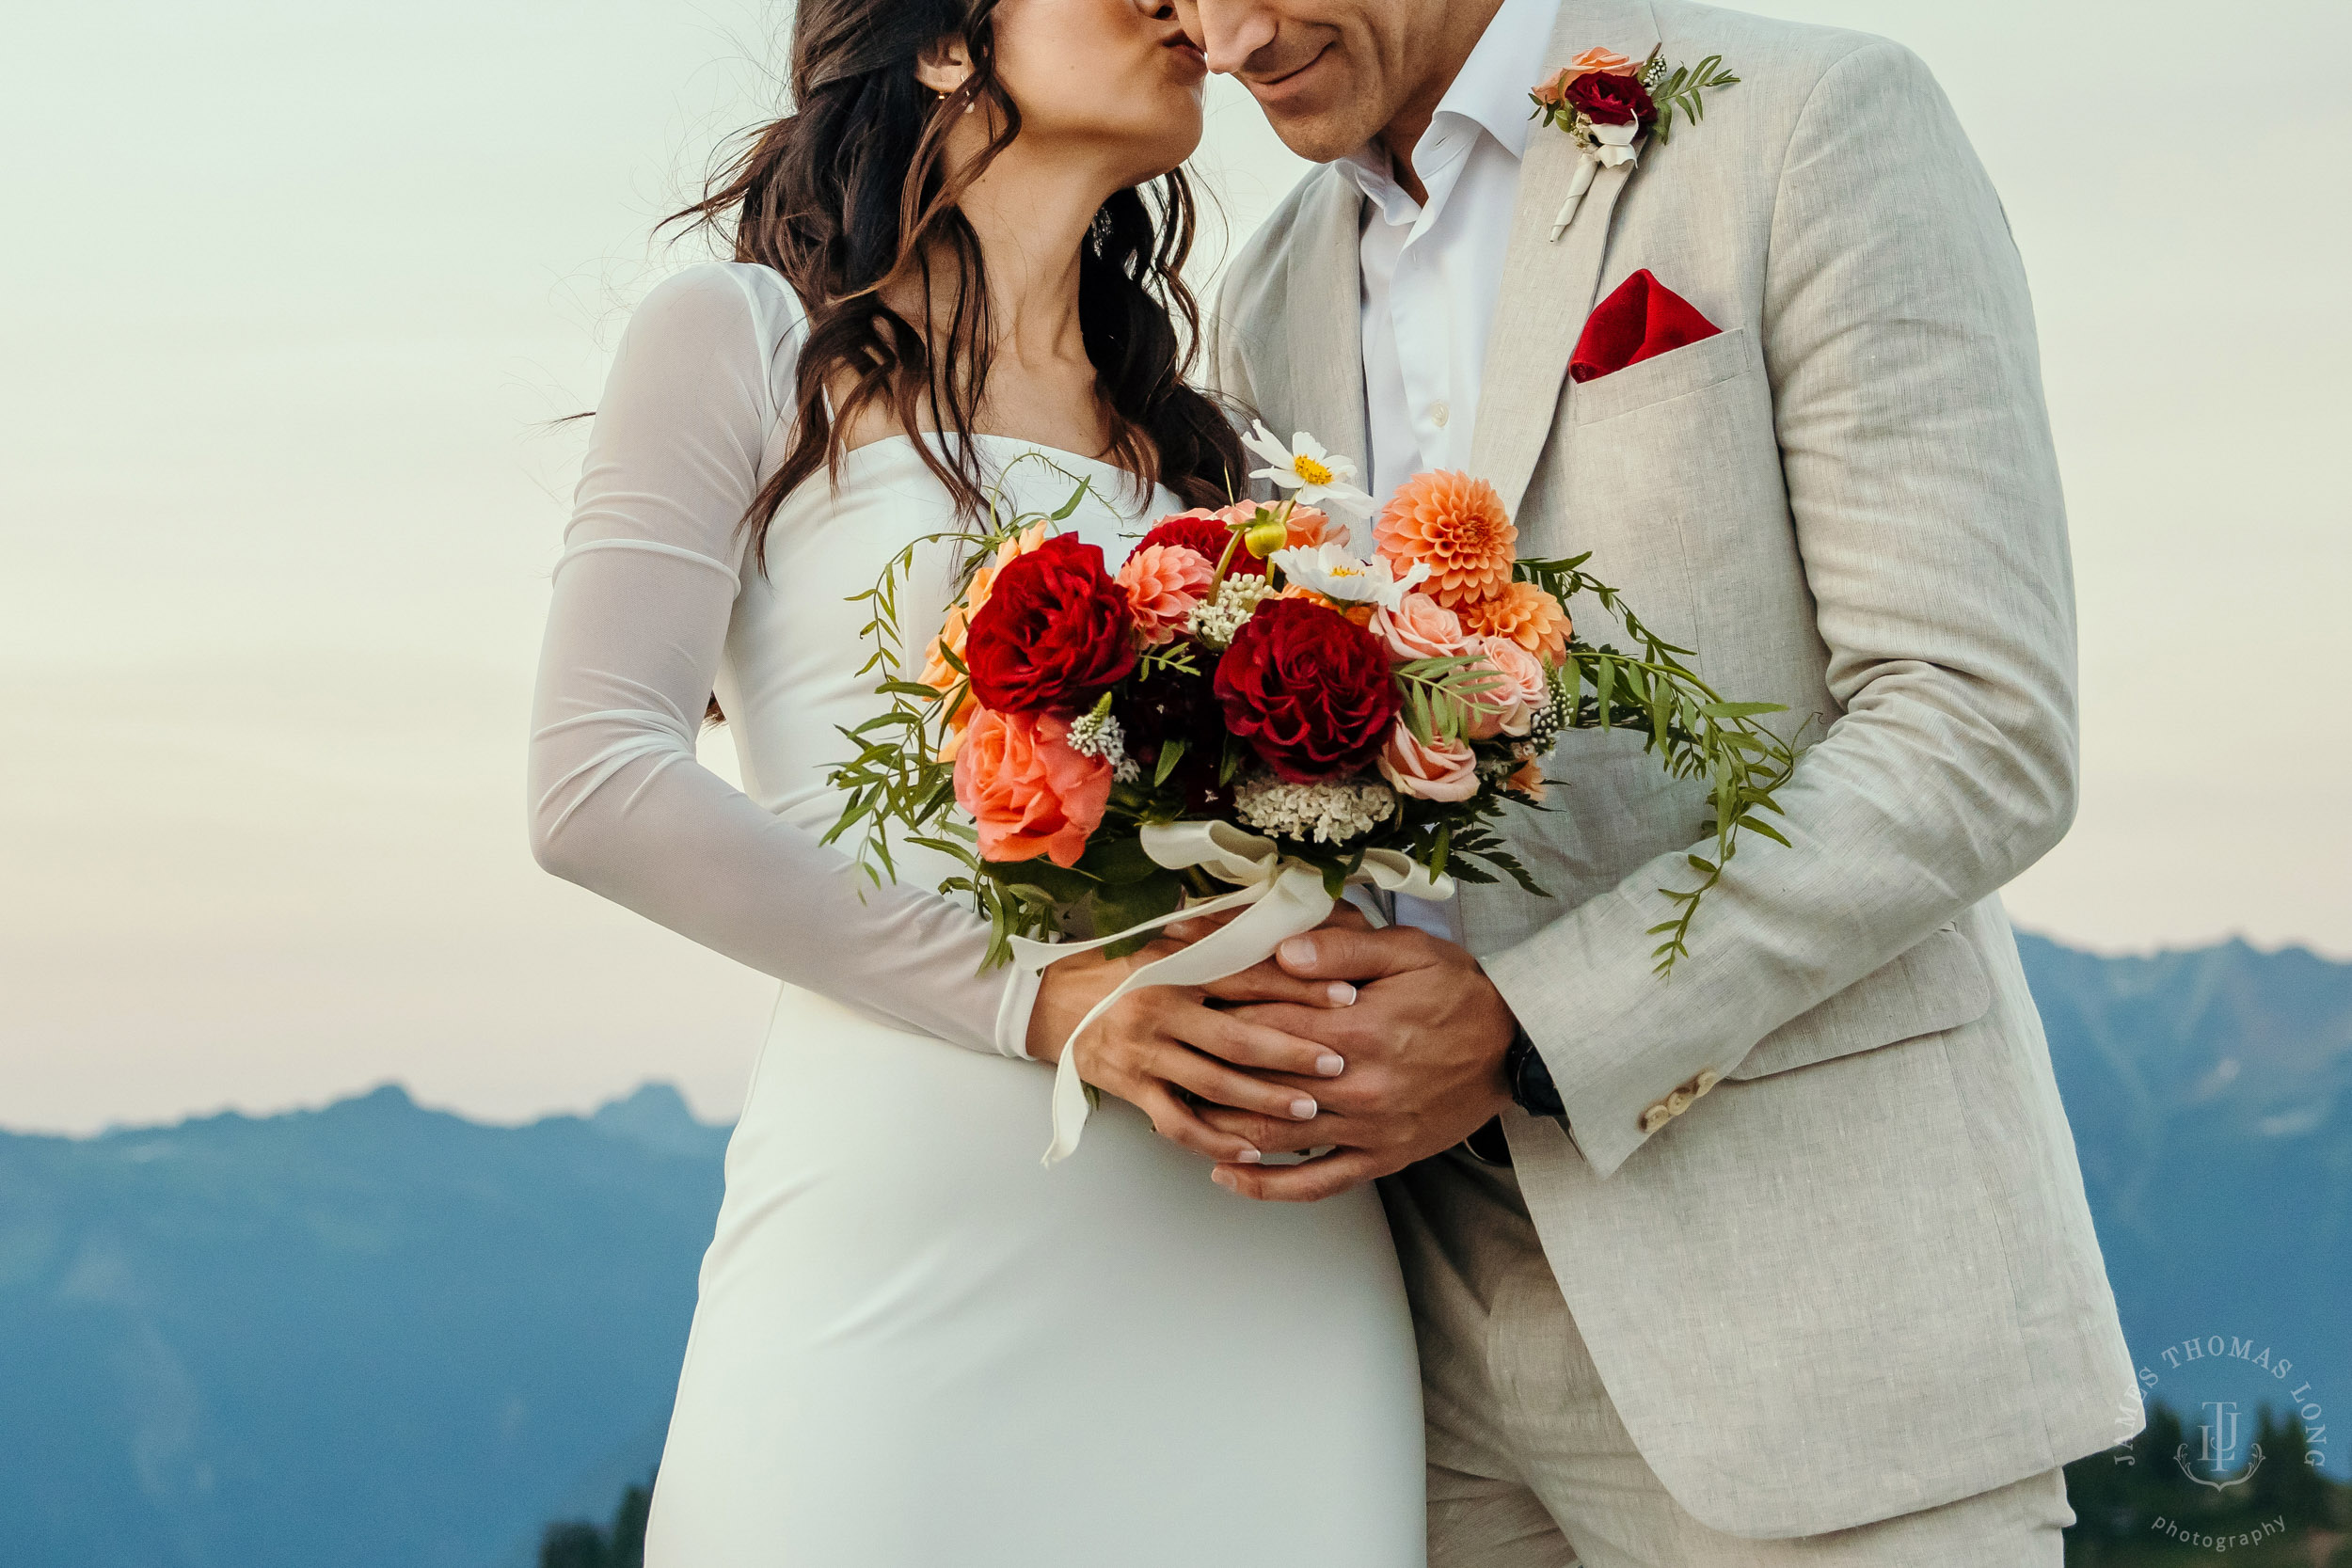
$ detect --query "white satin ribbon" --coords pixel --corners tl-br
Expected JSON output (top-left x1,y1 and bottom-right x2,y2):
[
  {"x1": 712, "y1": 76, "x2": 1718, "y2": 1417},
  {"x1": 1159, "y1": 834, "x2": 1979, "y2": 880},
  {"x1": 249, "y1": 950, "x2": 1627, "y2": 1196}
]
[
  {"x1": 1010, "y1": 819, "x2": 1455, "y2": 1166},
  {"x1": 1549, "y1": 125, "x2": 1641, "y2": 241}
]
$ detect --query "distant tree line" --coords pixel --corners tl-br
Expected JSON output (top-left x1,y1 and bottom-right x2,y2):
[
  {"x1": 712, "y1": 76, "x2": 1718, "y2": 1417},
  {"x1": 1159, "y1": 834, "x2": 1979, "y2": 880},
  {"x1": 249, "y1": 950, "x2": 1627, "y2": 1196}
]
[
  {"x1": 539, "y1": 1475, "x2": 650, "y2": 1568},
  {"x1": 2065, "y1": 1402, "x2": 2347, "y2": 1565},
  {"x1": 543, "y1": 1404, "x2": 2349, "y2": 1568}
]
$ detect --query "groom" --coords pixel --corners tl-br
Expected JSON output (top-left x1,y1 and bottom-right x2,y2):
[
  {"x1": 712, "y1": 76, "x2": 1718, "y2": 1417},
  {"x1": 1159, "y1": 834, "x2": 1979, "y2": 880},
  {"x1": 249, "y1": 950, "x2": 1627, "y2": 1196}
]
[{"x1": 1178, "y1": 0, "x2": 2140, "y2": 1561}]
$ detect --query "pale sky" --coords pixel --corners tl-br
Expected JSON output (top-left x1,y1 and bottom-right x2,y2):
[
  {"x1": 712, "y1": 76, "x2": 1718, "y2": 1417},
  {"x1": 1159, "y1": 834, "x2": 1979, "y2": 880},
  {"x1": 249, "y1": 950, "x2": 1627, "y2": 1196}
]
[{"x1": 3, "y1": 0, "x2": 2346, "y2": 1134}]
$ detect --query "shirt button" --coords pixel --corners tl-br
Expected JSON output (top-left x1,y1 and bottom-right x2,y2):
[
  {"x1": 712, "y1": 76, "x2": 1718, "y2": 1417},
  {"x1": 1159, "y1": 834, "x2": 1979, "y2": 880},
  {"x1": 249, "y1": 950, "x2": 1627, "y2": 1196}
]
[{"x1": 1430, "y1": 401, "x2": 1451, "y2": 429}]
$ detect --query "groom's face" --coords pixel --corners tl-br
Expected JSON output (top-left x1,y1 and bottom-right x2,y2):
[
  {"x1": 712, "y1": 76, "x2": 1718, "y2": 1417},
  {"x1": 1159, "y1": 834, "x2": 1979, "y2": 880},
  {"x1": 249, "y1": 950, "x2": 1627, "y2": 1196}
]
[{"x1": 1172, "y1": 0, "x2": 1440, "y2": 163}]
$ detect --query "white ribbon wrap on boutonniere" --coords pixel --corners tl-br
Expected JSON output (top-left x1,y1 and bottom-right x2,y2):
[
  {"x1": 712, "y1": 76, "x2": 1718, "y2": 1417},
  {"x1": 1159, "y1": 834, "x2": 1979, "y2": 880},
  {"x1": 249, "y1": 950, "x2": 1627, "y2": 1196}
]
[
  {"x1": 1009, "y1": 818, "x2": 1455, "y2": 1166},
  {"x1": 1550, "y1": 122, "x2": 1641, "y2": 241}
]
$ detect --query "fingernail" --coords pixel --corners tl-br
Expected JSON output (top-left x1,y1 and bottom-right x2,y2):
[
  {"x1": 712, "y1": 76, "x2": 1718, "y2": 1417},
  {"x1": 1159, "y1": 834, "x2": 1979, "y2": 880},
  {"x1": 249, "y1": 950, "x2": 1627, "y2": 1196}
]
[
  {"x1": 1316, "y1": 1053, "x2": 1345, "y2": 1076},
  {"x1": 1279, "y1": 936, "x2": 1316, "y2": 969},
  {"x1": 1236, "y1": 1148, "x2": 1263, "y2": 1164},
  {"x1": 1212, "y1": 1168, "x2": 1238, "y2": 1190},
  {"x1": 1290, "y1": 1097, "x2": 1318, "y2": 1120},
  {"x1": 1327, "y1": 981, "x2": 1357, "y2": 1006}
]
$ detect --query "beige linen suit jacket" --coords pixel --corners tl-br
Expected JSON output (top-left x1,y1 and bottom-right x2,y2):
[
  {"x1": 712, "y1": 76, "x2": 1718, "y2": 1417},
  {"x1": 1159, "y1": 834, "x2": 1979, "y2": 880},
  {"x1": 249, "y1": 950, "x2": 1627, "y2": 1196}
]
[{"x1": 1208, "y1": 0, "x2": 2139, "y2": 1541}]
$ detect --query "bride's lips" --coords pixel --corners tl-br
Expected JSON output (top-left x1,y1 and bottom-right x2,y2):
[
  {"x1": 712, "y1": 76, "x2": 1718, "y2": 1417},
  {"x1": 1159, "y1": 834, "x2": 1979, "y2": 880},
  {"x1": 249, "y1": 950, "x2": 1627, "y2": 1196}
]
[{"x1": 1164, "y1": 38, "x2": 1207, "y2": 82}]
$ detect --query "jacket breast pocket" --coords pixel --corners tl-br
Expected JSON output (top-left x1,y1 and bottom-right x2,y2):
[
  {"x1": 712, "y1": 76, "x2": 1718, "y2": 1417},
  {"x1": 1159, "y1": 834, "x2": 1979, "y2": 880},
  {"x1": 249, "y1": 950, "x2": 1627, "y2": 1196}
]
[
  {"x1": 1571, "y1": 325, "x2": 1756, "y2": 426},
  {"x1": 1727, "y1": 926, "x2": 1994, "y2": 1081}
]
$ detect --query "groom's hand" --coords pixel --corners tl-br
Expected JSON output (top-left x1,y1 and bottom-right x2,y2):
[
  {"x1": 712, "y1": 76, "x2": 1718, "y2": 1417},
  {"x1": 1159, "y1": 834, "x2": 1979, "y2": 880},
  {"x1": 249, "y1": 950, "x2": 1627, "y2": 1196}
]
[{"x1": 1198, "y1": 927, "x2": 1517, "y2": 1201}]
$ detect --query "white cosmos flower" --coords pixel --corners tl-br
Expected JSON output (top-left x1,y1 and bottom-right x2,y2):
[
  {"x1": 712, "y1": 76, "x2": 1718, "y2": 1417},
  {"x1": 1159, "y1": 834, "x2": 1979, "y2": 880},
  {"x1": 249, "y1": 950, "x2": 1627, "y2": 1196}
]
[
  {"x1": 1240, "y1": 422, "x2": 1378, "y2": 517},
  {"x1": 1269, "y1": 542, "x2": 1430, "y2": 611}
]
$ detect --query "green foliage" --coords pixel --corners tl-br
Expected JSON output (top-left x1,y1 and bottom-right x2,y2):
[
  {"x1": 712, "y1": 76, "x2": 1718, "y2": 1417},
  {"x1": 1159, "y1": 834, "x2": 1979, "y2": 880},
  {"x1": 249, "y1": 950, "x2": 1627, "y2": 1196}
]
[
  {"x1": 1649, "y1": 54, "x2": 1740, "y2": 145},
  {"x1": 1517, "y1": 552, "x2": 1802, "y2": 974}
]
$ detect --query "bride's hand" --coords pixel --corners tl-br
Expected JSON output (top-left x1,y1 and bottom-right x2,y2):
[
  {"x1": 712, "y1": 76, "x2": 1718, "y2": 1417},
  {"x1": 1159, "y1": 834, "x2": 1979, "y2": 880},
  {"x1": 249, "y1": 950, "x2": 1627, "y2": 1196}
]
[{"x1": 1025, "y1": 924, "x2": 1364, "y2": 1164}]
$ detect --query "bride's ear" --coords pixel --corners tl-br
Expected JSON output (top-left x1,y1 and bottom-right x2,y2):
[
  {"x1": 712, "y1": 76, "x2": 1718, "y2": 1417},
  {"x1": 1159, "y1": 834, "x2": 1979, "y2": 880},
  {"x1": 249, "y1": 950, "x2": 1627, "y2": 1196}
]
[{"x1": 913, "y1": 38, "x2": 975, "y2": 97}]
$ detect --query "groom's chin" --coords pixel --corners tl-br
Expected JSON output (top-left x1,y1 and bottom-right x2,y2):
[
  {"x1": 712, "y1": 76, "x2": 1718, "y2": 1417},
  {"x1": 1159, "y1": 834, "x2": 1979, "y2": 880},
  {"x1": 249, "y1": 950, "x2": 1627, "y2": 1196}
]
[{"x1": 1241, "y1": 55, "x2": 1383, "y2": 165}]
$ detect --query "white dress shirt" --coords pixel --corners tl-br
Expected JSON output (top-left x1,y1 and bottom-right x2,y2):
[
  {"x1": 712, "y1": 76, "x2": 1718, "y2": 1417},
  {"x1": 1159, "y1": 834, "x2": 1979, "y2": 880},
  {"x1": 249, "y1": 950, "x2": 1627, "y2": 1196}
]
[
  {"x1": 1341, "y1": 0, "x2": 1565, "y2": 513},
  {"x1": 1341, "y1": 0, "x2": 1562, "y2": 941}
]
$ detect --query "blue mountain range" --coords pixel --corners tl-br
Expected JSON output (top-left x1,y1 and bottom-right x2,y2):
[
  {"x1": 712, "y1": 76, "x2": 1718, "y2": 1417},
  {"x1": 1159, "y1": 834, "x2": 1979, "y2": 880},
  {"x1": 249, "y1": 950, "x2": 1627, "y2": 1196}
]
[{"x1": 2, "y1": 932, "x2": 2344, "y2": 1566}]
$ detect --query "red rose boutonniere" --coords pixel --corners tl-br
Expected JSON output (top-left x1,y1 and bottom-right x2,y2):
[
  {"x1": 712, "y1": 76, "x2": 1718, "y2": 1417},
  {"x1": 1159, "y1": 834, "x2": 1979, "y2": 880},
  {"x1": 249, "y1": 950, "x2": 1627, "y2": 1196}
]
[{"x1": 1530, "y1": 45, "x2": 1741, "y2": 239}]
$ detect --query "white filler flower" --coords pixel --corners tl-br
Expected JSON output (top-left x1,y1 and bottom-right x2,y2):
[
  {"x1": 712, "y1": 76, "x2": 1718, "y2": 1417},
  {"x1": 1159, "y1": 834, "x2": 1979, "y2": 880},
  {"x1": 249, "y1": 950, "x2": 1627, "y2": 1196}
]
[
  {"x1": 1268, "y1": 542, "x2": 1429, "y2": 612},
  {"x1": 1240, "y1": 423, "x2": 1377, "y2": 517},
  {"x1": 1233, "y1": 774, "x2": 1400, "y2": 845}
]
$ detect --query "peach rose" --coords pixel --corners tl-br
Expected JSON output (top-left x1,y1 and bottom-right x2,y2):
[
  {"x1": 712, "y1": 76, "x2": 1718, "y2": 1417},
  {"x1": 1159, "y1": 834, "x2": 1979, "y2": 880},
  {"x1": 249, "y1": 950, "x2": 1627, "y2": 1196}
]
[
  {"x1": 1114, "y1": 542, "x2": 1214, "y2": 645},
  {"x1": 1533, "y1": 48, "x2": 1633, "y2": 106},
  {"x1": 1368, "y1": 590, "x2": 1471, "y2": 663},
  {"x1": 952, "y1": 708, "x2": 1111, "y2": 868},
  {"x1": 1505, "y1": 756, "x2": 1549, "y2": 804},
  {"x1": 1464, "y1": 635, "x2": 1550, "y2": 740},
  {"x1": 1377, "y1": 721, "x2": 1480, "y2": 803}
]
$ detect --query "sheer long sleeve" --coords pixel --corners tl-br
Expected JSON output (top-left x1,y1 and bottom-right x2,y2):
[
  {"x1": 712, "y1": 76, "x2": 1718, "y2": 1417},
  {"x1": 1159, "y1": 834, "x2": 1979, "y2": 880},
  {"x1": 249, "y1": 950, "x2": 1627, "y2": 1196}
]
[{"x1": 527, "y1": 264, "x2": 1041, "y2": 1057}]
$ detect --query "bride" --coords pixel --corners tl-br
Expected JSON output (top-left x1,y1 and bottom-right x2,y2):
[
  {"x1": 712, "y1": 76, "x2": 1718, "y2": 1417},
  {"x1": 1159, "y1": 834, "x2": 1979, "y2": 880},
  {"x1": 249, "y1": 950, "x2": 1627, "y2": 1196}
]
[{"x1": 527, "y1": 0, "x2": 1424, "y2": 1560}]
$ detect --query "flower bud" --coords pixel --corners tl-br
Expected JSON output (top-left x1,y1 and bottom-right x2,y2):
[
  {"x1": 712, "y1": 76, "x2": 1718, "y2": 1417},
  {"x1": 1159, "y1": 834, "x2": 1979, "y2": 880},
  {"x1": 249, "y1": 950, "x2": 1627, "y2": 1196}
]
[{"x1": 1242, "y1": 510, "x2": 1290, "y2": 560}]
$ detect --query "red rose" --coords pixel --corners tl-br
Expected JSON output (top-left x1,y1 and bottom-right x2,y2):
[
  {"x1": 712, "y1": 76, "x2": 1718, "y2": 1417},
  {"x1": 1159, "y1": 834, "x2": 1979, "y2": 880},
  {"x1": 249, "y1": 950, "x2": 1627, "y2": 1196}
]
[
  {"x1": 1214, "y1": 597, "x2": 1400, "y2": 784},
  {"x1": 964, "y1": 533, "x2": 1138, "y2": 714},
  {"x1": 1136, "y1": 509, "x2": 1267, "y2": 578},
  {"x1": 1566, "y1": 71, "x2": 1654, "y2": 128}
]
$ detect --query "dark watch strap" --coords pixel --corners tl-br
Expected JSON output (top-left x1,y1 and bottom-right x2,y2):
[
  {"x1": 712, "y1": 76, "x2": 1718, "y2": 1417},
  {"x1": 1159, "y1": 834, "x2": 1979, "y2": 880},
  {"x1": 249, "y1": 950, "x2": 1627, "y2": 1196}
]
[{"x1": 1504, "y1": 1023, "x2": 1566, "y2": 1119}]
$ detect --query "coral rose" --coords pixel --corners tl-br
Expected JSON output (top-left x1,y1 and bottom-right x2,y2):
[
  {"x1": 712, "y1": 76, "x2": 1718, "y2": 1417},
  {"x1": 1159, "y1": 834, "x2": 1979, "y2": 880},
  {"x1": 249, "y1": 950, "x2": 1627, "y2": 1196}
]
[
  {"x1": 1465, "y1": 635, "x2": 1551, "y2": 740},
  {"x1": 1377, "y1": 722, "x2": 1480, "y2": 802},
  {"x1": 1368, "y1": 591, "x2": 1471, "y2": 663},
  {"x1": 1215, "y1": 597, "x2": 1400, "y2": 783},
  {"x1": 1457, "y1": 580, "x2": 1572, "y2": 666},
  {"x1": 1374, "y1": 470, "x2": 1517, "y2": 607},
  {"x1": 1115, "y1": 543, "x2": 1214, "y2": 645},
  {"x1": 1505, "y1": 756, "x2": 1549, "y2": 804},
  {"x1": 953, "y1": 709, "x2": 1112, "y2": 867},
  {"x1": 964, "y1": 533, "x2": 1138, "y2": 714}
]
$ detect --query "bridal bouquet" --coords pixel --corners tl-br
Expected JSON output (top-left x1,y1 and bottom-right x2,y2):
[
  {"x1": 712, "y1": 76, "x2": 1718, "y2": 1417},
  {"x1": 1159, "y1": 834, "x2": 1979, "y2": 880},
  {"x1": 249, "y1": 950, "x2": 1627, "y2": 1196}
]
[{"x1": 829, "y1": 428, "x2": 1795, "y2": 1161}]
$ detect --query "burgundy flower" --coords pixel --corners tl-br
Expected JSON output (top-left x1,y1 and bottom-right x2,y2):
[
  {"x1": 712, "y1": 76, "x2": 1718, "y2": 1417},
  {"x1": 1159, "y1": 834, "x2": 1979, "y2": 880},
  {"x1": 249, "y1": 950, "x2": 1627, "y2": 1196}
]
[
  {"x1": 1213, "y1": 597, "x2": 1400, "y2": 784},
  {"x1": 963, "y1": 534, "x2": 1137, "y2": 714},
  {"x1": 1566, "y1": 71, "x2": 1654, "y2": 129},
  {"x1": 1135, "y1": 510, "x2": 1267, "y2": 578}
]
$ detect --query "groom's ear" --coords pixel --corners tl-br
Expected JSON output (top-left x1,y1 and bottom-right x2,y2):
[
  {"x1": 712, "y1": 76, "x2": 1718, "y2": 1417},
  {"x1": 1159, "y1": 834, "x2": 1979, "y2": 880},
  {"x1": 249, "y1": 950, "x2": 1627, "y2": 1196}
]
[{"x1": 913, "y1": 37, "x2": 975, "y2": 97}]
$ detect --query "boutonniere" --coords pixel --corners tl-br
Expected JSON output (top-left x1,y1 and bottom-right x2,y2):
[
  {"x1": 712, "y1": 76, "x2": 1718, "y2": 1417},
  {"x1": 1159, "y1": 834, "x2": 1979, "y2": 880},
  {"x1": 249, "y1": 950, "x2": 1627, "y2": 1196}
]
[{"x1": 1530, "y1": 46, "x2": 1741, "y2": 240}]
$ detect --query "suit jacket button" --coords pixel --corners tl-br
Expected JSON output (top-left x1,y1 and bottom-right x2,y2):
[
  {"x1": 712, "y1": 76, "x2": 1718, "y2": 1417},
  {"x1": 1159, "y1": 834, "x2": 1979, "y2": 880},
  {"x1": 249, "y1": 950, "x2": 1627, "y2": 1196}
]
[
  {"x1": 1694, "y1": 1069, "x2": 1721, "y2": 1096},
  {"x1": 1665, "y1": 1089, "x2": 1692, "y2": 1117},
  {"x1": 1641, "y1": 1104, "x2": 1671, "y2": 1133}
]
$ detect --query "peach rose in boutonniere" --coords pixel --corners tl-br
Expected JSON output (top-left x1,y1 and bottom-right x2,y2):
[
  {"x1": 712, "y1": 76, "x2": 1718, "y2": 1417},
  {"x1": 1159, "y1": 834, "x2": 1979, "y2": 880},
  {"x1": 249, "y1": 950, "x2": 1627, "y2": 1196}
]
[{"x1": 1531, "y1": 46, "x2": 1634, "y2": 107}]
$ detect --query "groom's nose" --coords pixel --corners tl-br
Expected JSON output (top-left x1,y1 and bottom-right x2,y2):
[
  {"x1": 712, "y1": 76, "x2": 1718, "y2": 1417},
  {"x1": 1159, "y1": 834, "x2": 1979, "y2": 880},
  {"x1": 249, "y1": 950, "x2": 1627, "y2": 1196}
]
[{"x1": 1173, "y1": 0, "x2": 1280, "y2": 76}]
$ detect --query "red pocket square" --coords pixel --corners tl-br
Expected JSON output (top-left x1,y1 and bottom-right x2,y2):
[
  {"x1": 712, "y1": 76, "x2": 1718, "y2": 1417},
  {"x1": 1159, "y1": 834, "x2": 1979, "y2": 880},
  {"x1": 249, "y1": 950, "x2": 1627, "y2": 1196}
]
[{"x1": 1569, "y1": 269, "x2": 1721, "y2": 384}]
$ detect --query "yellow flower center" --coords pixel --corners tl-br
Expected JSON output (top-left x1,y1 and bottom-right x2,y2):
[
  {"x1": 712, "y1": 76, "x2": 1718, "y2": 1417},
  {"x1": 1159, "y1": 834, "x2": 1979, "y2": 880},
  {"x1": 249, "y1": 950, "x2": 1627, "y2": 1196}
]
[
  {"x1": 1327, "y1": 562, "x2": 1363, "y2": 578},
  {"x1": 1291, "y1": 455, "x2": 1334, "y2": 486}
]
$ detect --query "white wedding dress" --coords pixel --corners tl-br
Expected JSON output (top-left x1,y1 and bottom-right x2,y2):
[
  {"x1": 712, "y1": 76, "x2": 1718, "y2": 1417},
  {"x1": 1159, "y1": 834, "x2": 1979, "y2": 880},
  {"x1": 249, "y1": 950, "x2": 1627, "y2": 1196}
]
[{"x1": 529, "y1": 262, "x2": 1424, "y2": 1564}]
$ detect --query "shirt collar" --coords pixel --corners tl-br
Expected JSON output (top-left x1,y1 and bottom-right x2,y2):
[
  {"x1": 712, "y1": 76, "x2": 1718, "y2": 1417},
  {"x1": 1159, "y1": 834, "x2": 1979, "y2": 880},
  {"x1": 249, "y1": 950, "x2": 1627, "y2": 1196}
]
[{"x1": 1339, "y1": 0, "x2": 1564, "y2": 210}]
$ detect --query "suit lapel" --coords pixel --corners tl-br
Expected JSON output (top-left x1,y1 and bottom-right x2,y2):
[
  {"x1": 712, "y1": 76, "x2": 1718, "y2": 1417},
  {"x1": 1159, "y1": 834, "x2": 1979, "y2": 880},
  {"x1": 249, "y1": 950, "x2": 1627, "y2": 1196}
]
[
  {"x1": 1469, "y1": 0, "x2": 1661, "y2": 521},
  {"x1": 1276, "y1": 169, "x2": 1371, "y2": 514}
]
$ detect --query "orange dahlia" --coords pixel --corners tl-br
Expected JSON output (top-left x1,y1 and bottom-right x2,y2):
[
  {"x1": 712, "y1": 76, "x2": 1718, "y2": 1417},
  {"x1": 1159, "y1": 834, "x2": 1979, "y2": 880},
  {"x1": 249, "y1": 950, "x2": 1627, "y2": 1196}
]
[
  {"x1": 1456, "y1": 580, "x2": 1572, "y2": 667},
  {"x1": 1374, "y1": 470, "x2": 1517, "y2": 607}
]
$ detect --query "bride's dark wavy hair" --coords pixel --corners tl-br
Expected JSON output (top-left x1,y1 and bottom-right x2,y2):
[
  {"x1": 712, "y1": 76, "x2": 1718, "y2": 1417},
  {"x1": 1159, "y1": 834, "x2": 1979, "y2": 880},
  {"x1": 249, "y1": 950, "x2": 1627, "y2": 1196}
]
[{"x1": 664, "y1": 0, "x2": 1245, "y2": 573}]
